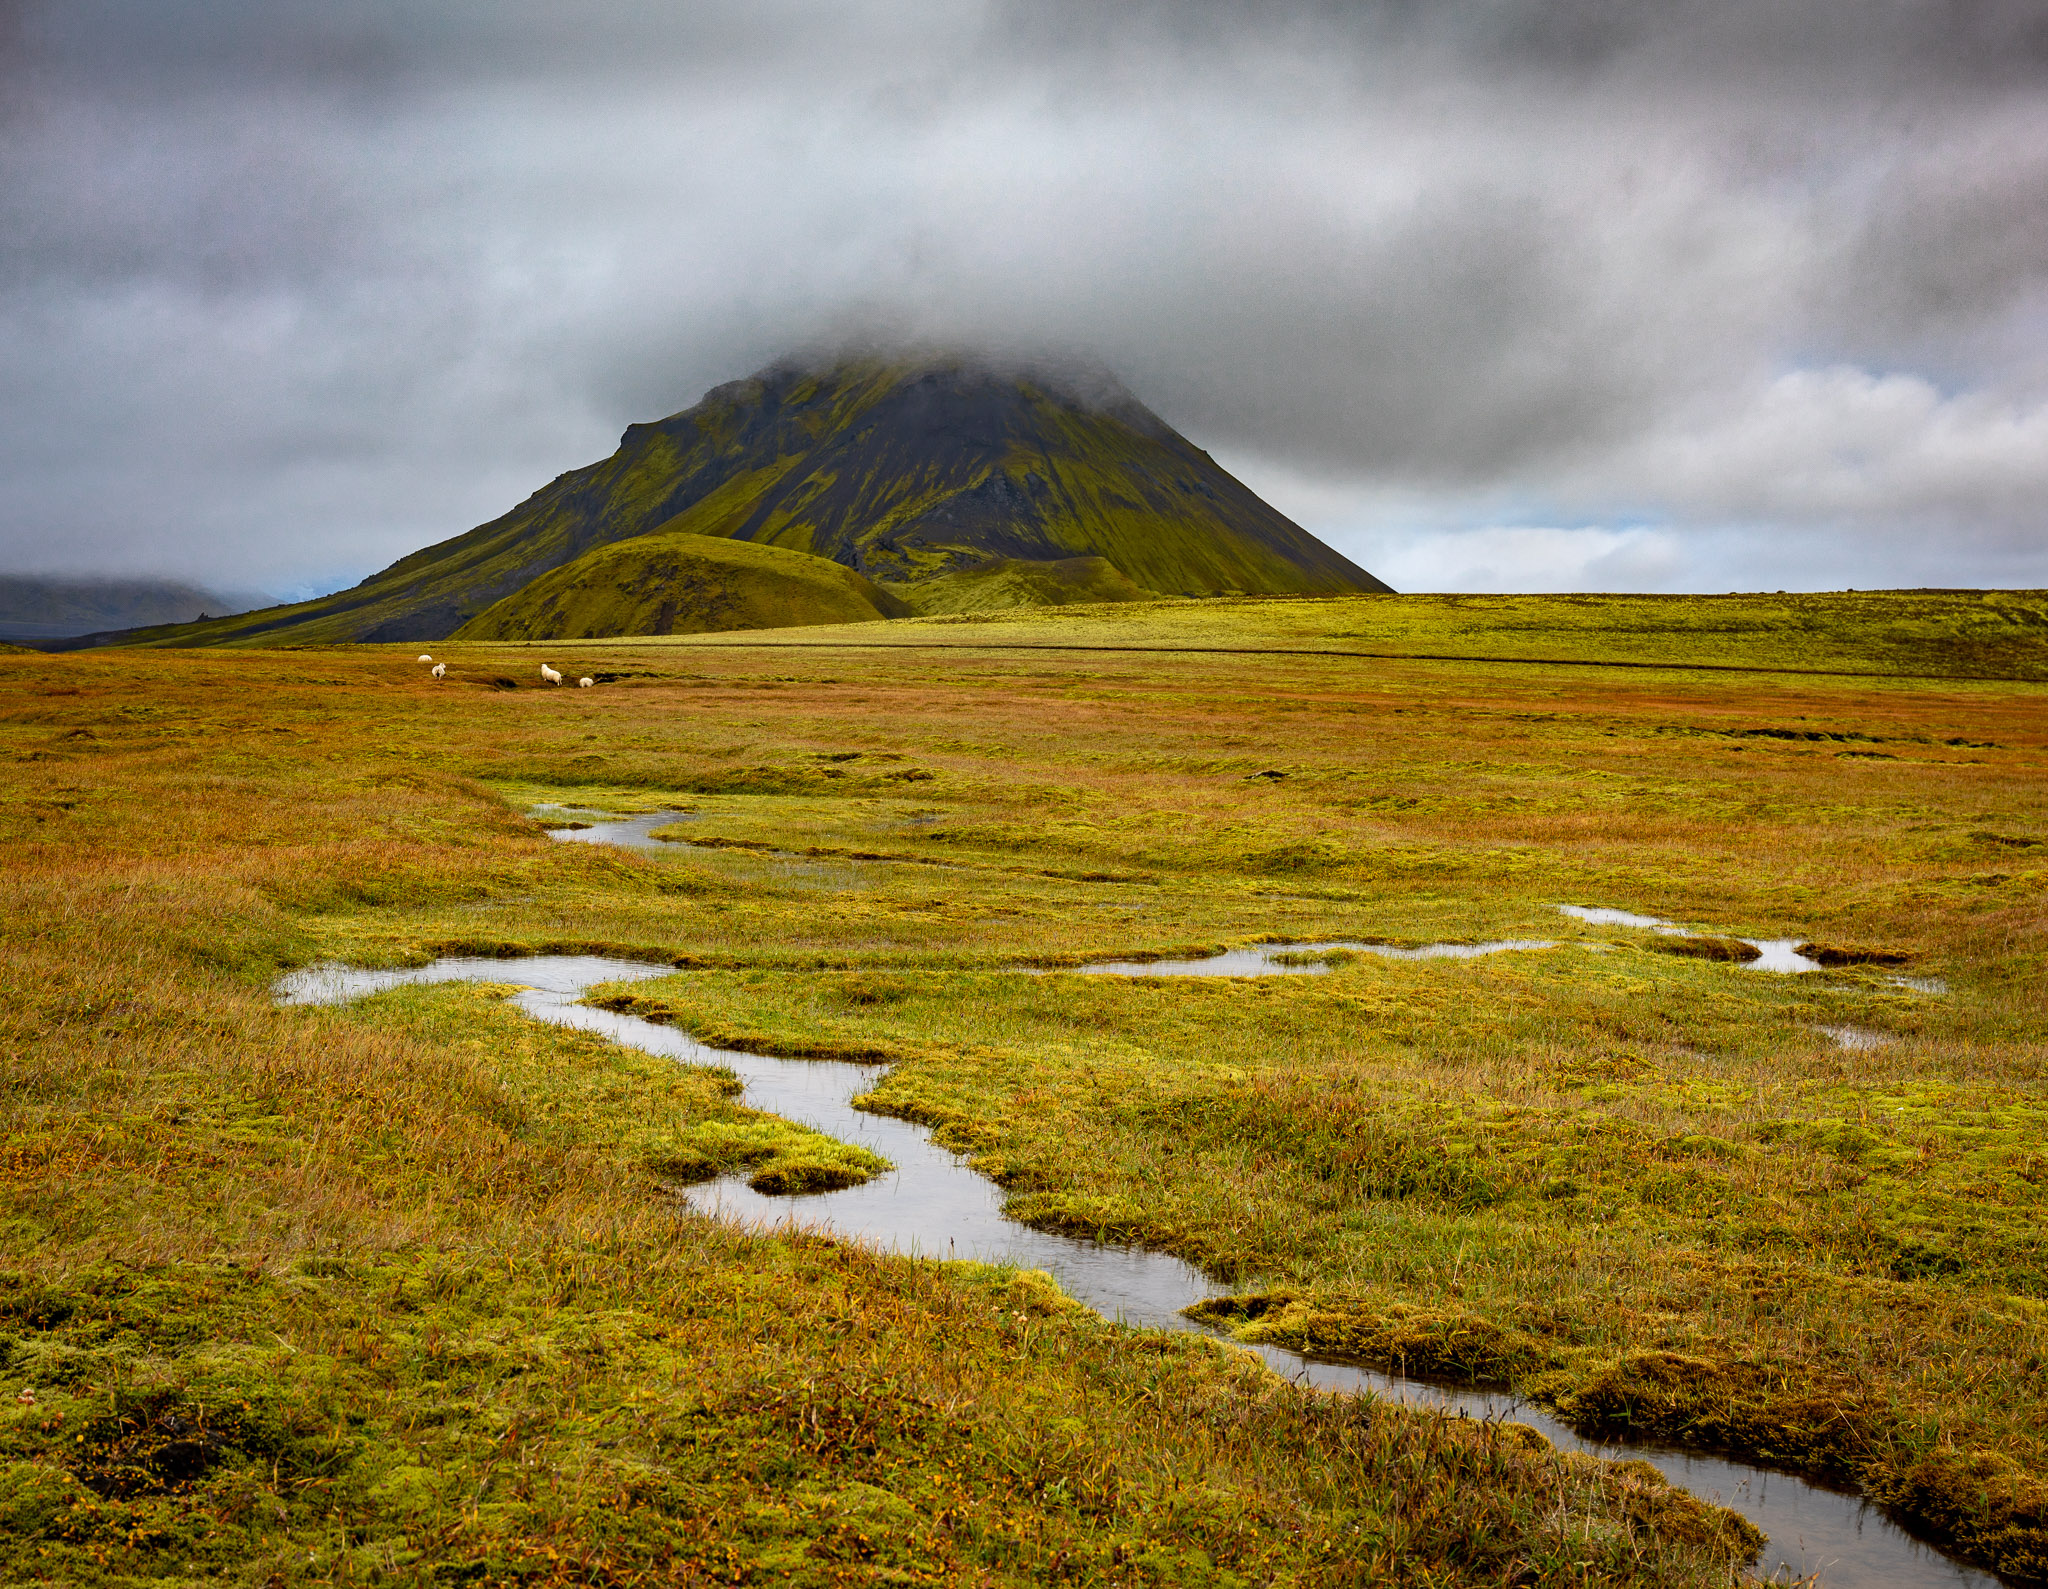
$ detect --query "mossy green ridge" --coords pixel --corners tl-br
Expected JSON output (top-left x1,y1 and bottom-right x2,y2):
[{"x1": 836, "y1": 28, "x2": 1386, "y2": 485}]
[
  {"x1": 75, "y1": 354, "x2": 1388, "y2": 649},
  {"x1": 895, "y1": 554, "x2": 1157, "y2": 614},
  {"x1": 454, "y1": 531, "x2": 911, "y2": 641}
]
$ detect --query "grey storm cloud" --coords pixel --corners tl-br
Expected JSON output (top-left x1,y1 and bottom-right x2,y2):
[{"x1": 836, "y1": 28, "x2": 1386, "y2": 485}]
[{"x1": 1, "y1": 0, "x2": 2044, "y2": 596}]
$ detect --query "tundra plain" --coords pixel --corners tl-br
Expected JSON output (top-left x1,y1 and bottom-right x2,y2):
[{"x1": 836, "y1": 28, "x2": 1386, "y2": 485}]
[{"x1": 2, "y1": 591, "x2": 2044, "y2": 1586}]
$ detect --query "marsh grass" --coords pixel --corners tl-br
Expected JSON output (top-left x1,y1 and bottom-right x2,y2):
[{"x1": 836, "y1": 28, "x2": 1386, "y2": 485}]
[
  {"x1": 648, "y1": 588, "x2": 2048, "y2": 681},
  {"x1": 2, "y1": 599, "x2": 2044, "y2": 1582},
  {"x1": 0, "y1": 876, "x2": 1752, "y2": 1589}
]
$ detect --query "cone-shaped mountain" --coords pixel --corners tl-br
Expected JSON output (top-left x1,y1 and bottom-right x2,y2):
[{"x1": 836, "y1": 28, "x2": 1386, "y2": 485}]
[{"x1": 83, "y1": 355, "x2": 1391, "y2": 648}]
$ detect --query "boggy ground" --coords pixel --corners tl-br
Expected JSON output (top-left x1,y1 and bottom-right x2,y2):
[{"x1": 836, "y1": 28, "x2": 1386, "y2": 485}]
[{"x1": 2, "y1": 591, "x2": 2044, "y2": 1584}]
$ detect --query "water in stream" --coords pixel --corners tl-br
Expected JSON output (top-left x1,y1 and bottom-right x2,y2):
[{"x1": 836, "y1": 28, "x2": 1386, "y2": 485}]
[
  {"x1": 1071, "y1": 939, "x2": 1556, "y2": 975},
  {"x1": 277, "y1": 952, "x2": 2002, "y2": 1589},
  {"x1": 1554, "y1": 905, "x2": 1825, "y2": 974}
]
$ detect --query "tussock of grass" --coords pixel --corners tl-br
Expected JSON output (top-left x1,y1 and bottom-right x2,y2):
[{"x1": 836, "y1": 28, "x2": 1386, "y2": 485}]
[
  {"x1": 1648, "y1": 936, "x2": 1761, "y2": 962},
  {"x1": 676, "y1": 1119, "x2": 888, "y2": 1193}
]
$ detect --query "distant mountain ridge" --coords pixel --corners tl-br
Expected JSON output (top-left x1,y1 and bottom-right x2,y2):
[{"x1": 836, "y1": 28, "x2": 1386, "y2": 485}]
[
  {"x1": 69, "y1": 354, "x2": 1390, "y2": 648},
  {"x1": 0, "y1": 576, "x2": 269, "y2": 644}
]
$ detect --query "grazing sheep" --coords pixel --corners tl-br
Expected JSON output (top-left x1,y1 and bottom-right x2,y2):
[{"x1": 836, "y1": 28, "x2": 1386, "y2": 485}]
[
  {"x1": 540, "y1": 664, "x2": 563, "y2": 685},
  {"x1": 431, "y1": 662, "x2": 447, "y2": 679},
  {"x1": 417, "y1": 654, "x2": 433, "y2": 663},
  {"x1": 578, "y1": 676, "x2": 594, "y2": 688}
]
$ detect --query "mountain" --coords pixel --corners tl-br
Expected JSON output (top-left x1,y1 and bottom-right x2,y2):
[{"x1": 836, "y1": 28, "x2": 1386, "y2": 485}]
[
  {"x1": 456, "y1": 531, "x2": 911, "y2": 640},
  {"x1": 0, "y1": 576, "x2": 271, "y2": 645},
  {"x1": 77, "y1": 354, "x2": 1390, "y2": 648}
]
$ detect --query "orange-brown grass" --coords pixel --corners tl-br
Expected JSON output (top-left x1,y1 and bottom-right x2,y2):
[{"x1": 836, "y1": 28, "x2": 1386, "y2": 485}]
[{"x1": 2, "y1": 610, "x2": 2044, "y2": 1581}]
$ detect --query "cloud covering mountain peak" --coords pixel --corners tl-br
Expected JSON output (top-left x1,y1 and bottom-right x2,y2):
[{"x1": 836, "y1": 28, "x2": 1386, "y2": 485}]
[{"x1": 2, "y1": 0, "x2": 2043, "y2": 592}]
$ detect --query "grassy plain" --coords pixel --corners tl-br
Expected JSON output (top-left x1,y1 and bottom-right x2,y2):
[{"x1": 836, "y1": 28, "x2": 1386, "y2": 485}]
[
  {"x1": 677, "y1": 586, "x2": 2048, "y2": 679},
  {"x1": 2, "y1": 589, "x2": 2045, "y2": 1584}
]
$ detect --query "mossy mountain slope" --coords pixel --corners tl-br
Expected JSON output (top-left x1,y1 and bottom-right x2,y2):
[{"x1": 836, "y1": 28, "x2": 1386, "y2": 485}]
[
  {"x1": 894, "y1": 554, "x2": 1156, "y2": 615},
  {"x1": 80, "y1": 355, "x2": 1388, "y2": 648},
  {"x1": 455, "y1": 531, "x2": 911, "y2": 640}
]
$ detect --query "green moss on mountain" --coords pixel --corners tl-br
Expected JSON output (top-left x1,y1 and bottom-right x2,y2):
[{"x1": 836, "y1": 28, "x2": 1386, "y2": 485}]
[
  {"x1": 82, "y1": 353, "x2": 1390, "y2": 649},
  {"x1": 455, "y1": 531, "x2": 911, "y2": 640},
  {"x1": 892, "y1": 555, "x2": 1157, "y2": 615}
]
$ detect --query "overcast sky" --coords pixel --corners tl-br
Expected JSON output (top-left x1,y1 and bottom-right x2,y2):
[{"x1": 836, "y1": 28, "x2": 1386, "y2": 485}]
[{"x1": 3, "y1": 0, "x2": 2045, "y2": 598}]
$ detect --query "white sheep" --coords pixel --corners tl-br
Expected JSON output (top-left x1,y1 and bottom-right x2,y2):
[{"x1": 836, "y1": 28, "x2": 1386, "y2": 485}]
[
  {"x1": 417, "y1": 654, "x2": 433, "y2": 663},
  {"x1": 431, "y1": 662, "x2": 447, "y2": 679},
  {"x1": 540, "y1": 664, "x2": 563, "y2": 685},
  {"x1": 577, "y1": 676, "x2": 594, "y2": 688}
]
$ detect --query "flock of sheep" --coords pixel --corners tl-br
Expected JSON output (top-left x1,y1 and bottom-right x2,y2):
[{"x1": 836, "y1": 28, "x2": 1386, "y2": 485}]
[{"x1": 416, "y1": 655, "x2": 593, "y2": 688}]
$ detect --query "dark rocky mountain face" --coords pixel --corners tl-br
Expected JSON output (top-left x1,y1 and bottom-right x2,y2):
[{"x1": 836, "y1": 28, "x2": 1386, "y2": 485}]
[
  {"x1": 80, "y1": 355, "x2": 1390, "y2": 649},
  {"x1": 611, "y1": 359, "x2": 1384, "y2": 597}
]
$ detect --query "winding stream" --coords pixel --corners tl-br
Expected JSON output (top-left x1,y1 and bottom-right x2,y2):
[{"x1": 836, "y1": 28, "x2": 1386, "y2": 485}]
[
  {"x1": 277, "y1": 947, "x2": 2001, "y2": 1589},
  {"x1": 1554, "y1": 905, "x2": 1824, "y2": 974},
  {"x1": 289, "y1": 812, "x2": 1996, "y2": 1582},
  {"x1": 1068, "y1": 939, "x2": 1557, "y2": 974}
]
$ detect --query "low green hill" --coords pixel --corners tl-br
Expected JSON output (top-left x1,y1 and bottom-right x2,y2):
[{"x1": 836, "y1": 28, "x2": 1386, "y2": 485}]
[
  {"x1": 454, "y1": 531, "x2": 910, "y2": 641},
  {"x1": 76, "y1": 353, "x2": 1388, "y2": 648}
]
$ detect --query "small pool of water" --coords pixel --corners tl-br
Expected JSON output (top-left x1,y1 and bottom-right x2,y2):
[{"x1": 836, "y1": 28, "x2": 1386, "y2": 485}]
[
  {"x1": 1819, "y1": 1024, "x2": 1894, "y2": 1051},
  {"x1": 547, "y1": 814, "x2": 957, "y2": 872},
  {"x1": 1558, "y1": 905, "x2": 1670, "y2": 929},
  {"x1": 535, "y1": 807, "x2": 698, "y2": 851},
  {"x1": 278, "y1": 952, "x2": 2006, "y2": 1588},
  {"x1": 1747, "y1": 937, "x2": 1824, "y2": 973}
]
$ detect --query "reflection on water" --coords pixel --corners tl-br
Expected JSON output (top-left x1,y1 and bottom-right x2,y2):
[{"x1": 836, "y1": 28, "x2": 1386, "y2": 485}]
[
  {"x1": 542, "y1": 811, "x2": 973, "y2": 873},
  {"x1": 1819, "y1": 1025, "x2": 1894, "y2": 1051},
  {"x1": 534, "y1": 807, "x2": 698, "y2": 851},
  {"x1": 276, "y1": 955, "x2": 676, "y2": 1006},
  {"x1": 1558, "y1": 905, "x2": 1825, "y2": 973},
  {"x1": 1558, "y1": 904, "x2": 1671, "y2": 930},
  {"x1": 278, "y1": 952, "x2": 2004, "y2": 1589}
]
